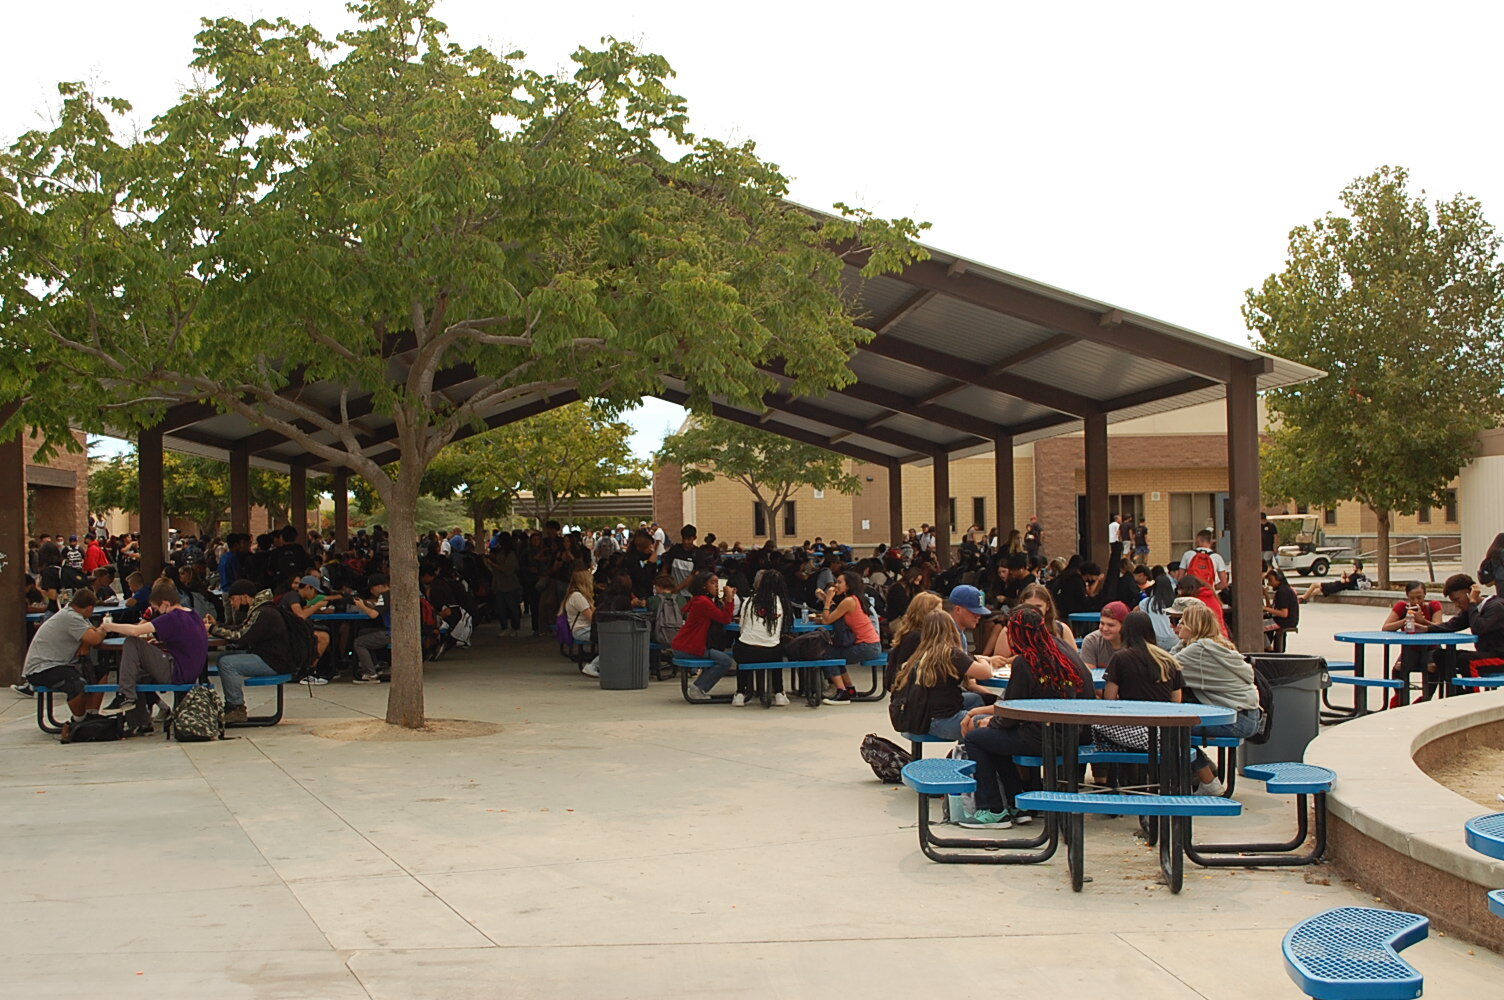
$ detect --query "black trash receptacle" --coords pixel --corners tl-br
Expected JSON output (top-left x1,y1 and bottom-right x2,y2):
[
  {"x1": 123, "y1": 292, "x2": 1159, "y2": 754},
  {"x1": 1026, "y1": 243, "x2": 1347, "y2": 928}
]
[
  {"x1": 595, "y1": 612, "x2": 650, "y2": 690},
  {"x1": 1240, "y1": 653, "x2": 1329, "y2": 769}
]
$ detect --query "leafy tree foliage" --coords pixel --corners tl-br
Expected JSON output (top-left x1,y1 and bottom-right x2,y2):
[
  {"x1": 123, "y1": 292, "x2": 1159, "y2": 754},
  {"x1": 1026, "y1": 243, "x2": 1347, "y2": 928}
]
[
  {"x1": 1245, "y1": 166, "x2": 1504, "y2": 584},
  {"x1": 656, "y1": 417, "x2": 859, "y2": 545},
  {"x1": 88, "y1": 450, "x2": 318, "y2": 537},
  {"x1": 0, "y1": 1, "x2": 923, "y2": 726}
]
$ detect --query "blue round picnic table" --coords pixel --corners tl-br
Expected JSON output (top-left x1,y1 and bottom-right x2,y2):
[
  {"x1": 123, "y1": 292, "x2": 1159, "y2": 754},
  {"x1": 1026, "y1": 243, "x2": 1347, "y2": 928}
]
[
  {"x1": 1067, "y1": 612, "x2": 1101, "y2": 628},
  {"x1": 310, "y1": 612, "x2": 369, "y2": 622},
  {"x1": 978, "y1": 667, "x2": 1106, "y2": 691},
  {"x1": 1332, "y1": 630, "x2": 1476, "y2": 703}
]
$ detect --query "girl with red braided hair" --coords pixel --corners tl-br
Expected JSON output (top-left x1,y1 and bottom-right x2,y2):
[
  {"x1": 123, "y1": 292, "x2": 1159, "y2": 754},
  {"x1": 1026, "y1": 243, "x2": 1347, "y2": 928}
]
[{"x1": 958, "y1": 606, "x2": 1093, "y2": 829}]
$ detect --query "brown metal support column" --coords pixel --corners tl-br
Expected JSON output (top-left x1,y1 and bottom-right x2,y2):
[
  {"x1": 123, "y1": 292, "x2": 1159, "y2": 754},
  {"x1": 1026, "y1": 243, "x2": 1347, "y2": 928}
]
[
  {"x1": 229, "y1": 445, "x2": 250, "y2": 535},
  {"x1": 993, "y1": 432, "x2": 1015, "y2": 537},
  {"x1": 1226, "y1": 362, "x2": 1263, "y2": 651},
  {"x1": 333, "y1": 469, "x2": 350, "y2": 553},
  {"x1": 1084, "y1": 412, "x2": 1109, "y2": 565},
  {"x1": 932, "y1": 451, "x2": 951, "y2": 567},
  {"x1": 0, "y1": 408, "x2": 26, "y2": 685},
  {"x1": 886, "y1": 460, "x2": 905, "y2": 547},
  {"x1": 138, "y1": 427, "x2": 166, "y2": 580},
  {"x1": 290, "y1": 464, "x2": 308, "y2": 536}
]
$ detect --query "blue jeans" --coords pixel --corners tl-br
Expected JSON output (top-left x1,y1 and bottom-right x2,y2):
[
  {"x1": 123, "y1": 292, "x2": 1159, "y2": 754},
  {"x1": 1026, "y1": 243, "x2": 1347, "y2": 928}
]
[
  {"x1": 217, "y1": 652, "x2": 279, "y2": 709},
  {"x1": 923, "y1": 694, "x2": 985, "y2": 741},
  {"x1": 1192, "y1": 708, "x2": 1262, "y2": 770},
  {"x1": 691, "y1": 648, "x2": 735, "y2": 693},
  {"x1": 828, "y1": 641, "x2": 882, "y2": 677}
]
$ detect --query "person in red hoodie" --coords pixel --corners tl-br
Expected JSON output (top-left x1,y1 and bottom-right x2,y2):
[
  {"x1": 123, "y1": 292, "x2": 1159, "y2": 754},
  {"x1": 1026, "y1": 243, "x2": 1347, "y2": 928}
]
[
  {"x1": 1173, "y1": 577, "x2": 1230, "y2": 639},
  {"x1": 673, "y1": 571, "x2": 736, "y2": 702},
  {"x1": 82, "y1": 534, "x2": 110, "y2": 574}
]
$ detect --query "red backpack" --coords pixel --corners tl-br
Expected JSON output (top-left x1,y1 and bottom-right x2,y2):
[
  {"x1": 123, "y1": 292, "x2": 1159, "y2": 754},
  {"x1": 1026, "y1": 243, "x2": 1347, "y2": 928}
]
[{"x1": 1185, "y1": 548, "x2": 1219, "y2": 587}]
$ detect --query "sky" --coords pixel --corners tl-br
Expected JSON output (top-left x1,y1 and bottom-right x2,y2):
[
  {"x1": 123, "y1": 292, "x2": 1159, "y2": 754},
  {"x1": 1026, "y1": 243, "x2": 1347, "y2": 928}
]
[{"x1": 12, "y1": 0, "x2": 1504, "y2": 459}]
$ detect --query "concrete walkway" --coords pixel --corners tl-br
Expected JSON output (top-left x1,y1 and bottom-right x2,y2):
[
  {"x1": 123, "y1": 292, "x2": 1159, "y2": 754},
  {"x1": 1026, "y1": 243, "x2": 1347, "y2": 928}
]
[{"x1": 2, "y1": 603, "x2": 1500, "y2": 999}]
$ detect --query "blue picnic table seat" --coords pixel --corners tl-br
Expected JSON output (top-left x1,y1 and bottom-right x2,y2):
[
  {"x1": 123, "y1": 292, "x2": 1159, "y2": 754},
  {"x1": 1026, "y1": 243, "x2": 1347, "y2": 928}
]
[
  {"x1": 902, "y1": 731, "x2": 952, "y2": 759},
  {"x1": 1450, "y1": 676, "x2": 1504, "y2": 690},
  {"x1": 1281, "y1": 907, "x2": 1426, "y2": 1000},
  {"x1": 900, "y1": 757, "x2": 976, "y2": 795},
  {"x1": 1489, "y1": 889, "x2": 1504, "y2": 920},
  {"x1": 1463, "y1": 812, "x2": 1504, "y2": 860},
  {"x1": 899, "y1": 757, "x2": 1053, "y2": 864},
  {"x1": 1189, "y1": 762, "x2": 1333, "y2": 867}
]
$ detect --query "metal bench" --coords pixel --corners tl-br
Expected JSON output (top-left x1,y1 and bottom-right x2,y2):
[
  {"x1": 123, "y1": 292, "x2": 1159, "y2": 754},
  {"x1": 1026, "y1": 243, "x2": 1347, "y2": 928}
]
[
  {"x1": 1450, "y1": 676, "x2": 1504, "y2": 691},
  {"x1": 899, "y1": 758, "x2": 1053, "y2": 864},
  {"x1": 854, "y1": 652, "x2": 888, "y2": 703},
  {"x1": 1188, "y1": 761, "x2": 1332, "y2": 866},
  {"x1": 1326, "y1": 674, "x2": 1404, "y2": 718},
  {"x1": 1490, "y1": 889, "x2": 1504, "y2": 920},
  {"x1": 34, "y1": 676, "x2": 291, "y2": 733},
  {"x1": 1463, "y1": 812, "x2": 1504, "y2": 860},
  {"x1": 1190, "y1": 734, "x2": 1243, "y2": 796},
  {"x1": 674, "y1": 655, "x2": 845, "y2": 706},
  {"x1": 903, "y1": 731, "x2": 952, "y2": 760},
  {"x1": 1014, "y1": 790, "x2": 1241, "y2": 892},
  {"x1": 1281, "y1": 906, "x2": 1426, "y2": 999}
]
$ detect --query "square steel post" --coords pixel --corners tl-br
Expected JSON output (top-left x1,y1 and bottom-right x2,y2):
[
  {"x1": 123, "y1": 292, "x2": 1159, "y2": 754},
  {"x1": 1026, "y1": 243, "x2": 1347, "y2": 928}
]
[
  {"x1": 887, "y1": 460, "x2": 905, "y2": 547},
  {"x1": 229, "y1": 445, "x2": 250, "y2": 534},
  {"x1": 994, "y1": 432, "x2": 1015, "y2": 537},
  {"x1": 138, "y1": 426, "x2": 165, "y2": 580},
  {"x1": 1083, "y1": 412, "x2": 1109, "y2": 566},
  {"x1": 932, "y1": 450, "x2": 951, "y2": 567},
  {"x1": 333, "y1": 468, "x2": 350, "y2": 553},
  {"x1": 1226, "y1": 361, "x2": 1263, "y2": 651},
  {"x1": 290, "y1": 464, "x2": 308, "y2": 536}
]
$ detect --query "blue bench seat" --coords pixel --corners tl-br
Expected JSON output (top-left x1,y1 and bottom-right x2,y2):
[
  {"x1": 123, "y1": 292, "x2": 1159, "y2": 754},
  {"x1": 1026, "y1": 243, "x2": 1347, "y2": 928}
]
[
  {"x1": 899, "y1": 757, "x2": 1054, "y2": 864},
  {"x1": 1450, "y1": 676, "x2": 1504, "y2": 690},
  {"x1": 1282, "y1": 906, "x2": 1426, "y2": 1000},
  {"x1": 1328, "y1": 675, "x2": 1403, "y2": 688},
  {"x1": 900, "y1": 757, "x2": 976, "y2": 795},
  {"x1": 673, "y1": 655, "x2": 846, "y2": 706},
  {"x1": 1463, "y1": 812, "x2": 1504, "y2": 861},
  {"x1": 1013, "y1": 749, "x2": 1152, "y2": 767},
  {"x1": 902, "y1": 732, "x2": 953, "y2": 758},
  {"x1": 1190, "y1": 735, "x2": 1241, "y2": 748},
  {"x1": 1324, "y1": 660, "x2": 1356, "y2": 672},
  {"x1": 1189, "y1": 762, "x2": 1334, "y2": 867},
  {"x1": 1014, "y1": 791, "x2": 1242, "y2": 818},
  {"x1": 1489, "y1": 889, "x2": 1504, "y2": 920},
  {"x1": 32, "y1": 675, "x2": 292, "y2": 734}
]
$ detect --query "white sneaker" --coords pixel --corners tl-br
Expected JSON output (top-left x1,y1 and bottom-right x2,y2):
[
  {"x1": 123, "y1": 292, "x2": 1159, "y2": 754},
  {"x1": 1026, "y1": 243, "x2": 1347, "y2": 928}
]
[
  {"x1": 772, "y1": 693, "x2": 790, "y2": 707},
  {"x1": 731, "y1": 693, "x2": 747, "y2": 707},
  {"x1": 684, "y1": 684, "x2": 711, "y2": 702},
  {"x1": 1195, "y1": 777, "x2": 1225, "y2": 797},
  {"x1": 302, "y1": 676, "x2": 330, "y2": 686},
  {"x1": 581, "y1": 661, "x2": 600, "y2": 678}
]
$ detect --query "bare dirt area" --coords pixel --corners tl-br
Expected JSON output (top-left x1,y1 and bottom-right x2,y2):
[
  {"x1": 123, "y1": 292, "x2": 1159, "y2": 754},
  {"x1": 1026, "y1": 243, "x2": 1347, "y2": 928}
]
[
  {"x1": 310, "y1": 718, "x2": 504, "y2": 742},
  {"x1": 1426, "y1": 743, "x2": 1504, "y2": 808}
]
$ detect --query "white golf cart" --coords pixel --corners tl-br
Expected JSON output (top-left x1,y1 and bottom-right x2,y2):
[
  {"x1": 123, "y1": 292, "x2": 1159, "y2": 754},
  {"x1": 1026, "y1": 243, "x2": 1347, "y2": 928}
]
[{"x1": 1269, "y1": 514, "x2": 1351, "y2": 577}]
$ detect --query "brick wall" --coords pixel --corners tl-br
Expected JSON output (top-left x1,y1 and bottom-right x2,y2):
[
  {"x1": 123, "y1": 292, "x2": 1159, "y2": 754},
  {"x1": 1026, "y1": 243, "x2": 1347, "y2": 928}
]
[
  {"x1": 24, "y1": 431, "x2": 89, "y2": 538},
  {"x1": 652, "y1": 464, "x2": 683, "y2": 532}
]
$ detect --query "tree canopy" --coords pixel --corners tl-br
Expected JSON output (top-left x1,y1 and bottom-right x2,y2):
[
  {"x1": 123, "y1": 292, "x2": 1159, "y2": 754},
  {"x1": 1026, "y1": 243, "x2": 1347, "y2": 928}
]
[
  {"x1": 88, "y1": 449, "x2": 319, "y2": 537},
  {"x1": 0, "y1": 0, "x2": 924, "y2": 726},
  {"x1": 656, "y1": 417, "x2": 859, "y2": 545},
  {"x1": 1245, "y1": 166, "x2": 1504, "y2": 584}
]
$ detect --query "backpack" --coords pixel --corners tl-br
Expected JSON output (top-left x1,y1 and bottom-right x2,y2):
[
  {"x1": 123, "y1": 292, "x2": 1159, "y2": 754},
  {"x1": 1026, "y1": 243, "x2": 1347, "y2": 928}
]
[
  {"x1": 1185, "y1": 548, "x2": 1219, "y2": 587},
  {"x1": 652, "y1": 598, "x2": 684, "y2": 647},
  {"x1": 170, "y1": 685, "x2": 224, "y2": 742},
  {"x1": 554, "y1": 610, "x2": 576, "y2": 647},
  {"x1": 60, "y1": 713, "x2": 126, "y2": 743},
  {"x1": 273, "y1": 604, "x2": 319, "y2": 679},
  {"x1": 783, "y1": 629, "x2": 835, "y2": 663},
  {"x1": 860, "y1": 733, "x2": 912, "y2": 783},
  {"x1": 449, "y1": 608, "x2": 474, "y2": 646},
  {"x1": 60, "y1": 564, "x2": 89, "y2": 589},
  {"x1": 888, "y1": 680, "x2": 933, "y2": 737}
]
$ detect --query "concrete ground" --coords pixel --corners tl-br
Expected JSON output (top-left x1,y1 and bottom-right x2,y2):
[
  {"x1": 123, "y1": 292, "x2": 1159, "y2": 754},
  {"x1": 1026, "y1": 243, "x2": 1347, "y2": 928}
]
[{"x1": 2, "y1": 602, "x2": 1500, "y2": 999}]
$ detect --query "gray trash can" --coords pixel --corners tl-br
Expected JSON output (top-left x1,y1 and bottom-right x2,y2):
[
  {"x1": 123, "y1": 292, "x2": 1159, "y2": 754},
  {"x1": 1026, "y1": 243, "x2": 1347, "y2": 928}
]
[
  {"x1": 595, "y1": 612, "x2": 650, "y2": 690},
  {"x1": 1239, "y1": 653, "x2": 1329, "y2": 770}
]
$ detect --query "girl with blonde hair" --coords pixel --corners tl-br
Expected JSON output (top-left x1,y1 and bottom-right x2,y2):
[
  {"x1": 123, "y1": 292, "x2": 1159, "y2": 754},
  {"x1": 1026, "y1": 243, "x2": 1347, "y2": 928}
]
[
  {"x1": 889, "y1": 610, "x2": 992, "y2": 740},
  {"x1": 1173, "y1": 600, "x2": 1261, "y2": 795},
  {"x1": 562, "y1": 567, "x2": 599, "y2": 677}
]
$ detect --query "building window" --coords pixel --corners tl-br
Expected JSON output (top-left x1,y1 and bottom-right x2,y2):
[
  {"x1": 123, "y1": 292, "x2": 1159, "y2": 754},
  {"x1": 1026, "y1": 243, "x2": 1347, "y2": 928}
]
[
  {"x1": 782, "y1": 502, "x2": 796, "y2": 537},
  {"x1": 812, "y1": 489, "x2": 825, "y2": 500},
  {"x1": 948, "y1": 497, "x2": 956, "y2": 531},
  {"x1": 1324, "y1": 507, "x2": 1337, "y2": 526},
  {"x1": 1418, "y1": 504, "x2": 1431, "y2": 524},
  {"x1": 1445, "y1": 489, "x2": 1458, "y2": 523},
  {"x1": 753, "y1": 503, "x2": 767, "y2": 537},
  {"x1": 1295, "y1": 503, "x2": 1309, "y2": 515},
  {"x1": 972, "y1": 497, "x2": 985, "y2": 529},
  {"x1": 1110, "y1": 494, "x2": 1145, "y2": 524},
  {"x1": 1170, "y1": 492, "x2": 1219, "y2": 555}
]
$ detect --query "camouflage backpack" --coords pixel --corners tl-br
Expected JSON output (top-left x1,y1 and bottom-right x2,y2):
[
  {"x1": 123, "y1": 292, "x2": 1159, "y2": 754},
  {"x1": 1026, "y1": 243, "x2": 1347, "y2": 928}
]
[{"x1": 170, "y1": 685, "x2": 224, "y2": 742}]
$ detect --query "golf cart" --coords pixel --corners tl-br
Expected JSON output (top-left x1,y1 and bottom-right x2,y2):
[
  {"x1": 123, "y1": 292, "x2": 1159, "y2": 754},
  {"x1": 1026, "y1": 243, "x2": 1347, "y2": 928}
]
[{"x1": 1268, "y1": 514, "x2": 1351, "y2": 577}]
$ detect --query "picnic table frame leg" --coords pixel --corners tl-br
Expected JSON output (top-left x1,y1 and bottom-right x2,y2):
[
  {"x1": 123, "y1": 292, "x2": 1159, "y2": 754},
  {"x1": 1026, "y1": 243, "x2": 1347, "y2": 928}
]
[
  {"x1": 1322, "y1": 642, "x2": 1363, "y2": 722},
  {"x1": 242, "y1": 683, "x2": 286, "y2": 727},
  {"x1": 914, "y1": 790, "x2": 1056, "y2": 862},
  {"x1": 852, "y1": 664, "x2": 886, "y2": 703},
  {"x1": 37, "y1": 690, "x2": 61, "y2": 735},
  {"x1": 1187, "y1": 792, "x2": 1326, "y2": 866}
]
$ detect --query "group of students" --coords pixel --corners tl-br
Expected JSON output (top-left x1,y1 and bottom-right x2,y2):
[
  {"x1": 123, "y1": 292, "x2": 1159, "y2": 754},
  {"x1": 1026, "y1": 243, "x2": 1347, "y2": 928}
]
[{"x1": 886, "y1": 580, "x2": 1260, "y2": 829}]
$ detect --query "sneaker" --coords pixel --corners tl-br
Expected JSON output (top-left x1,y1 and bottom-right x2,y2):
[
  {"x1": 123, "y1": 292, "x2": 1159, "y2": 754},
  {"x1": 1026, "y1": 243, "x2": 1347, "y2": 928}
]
[
  {"x1": 302, "y1": 677, "x2": 330, "y2": 686},
  {"x1": 771, "y1": 692, "x2": 790, "y2": 707},
  {"x1": 959, "y1": 809, "x2": 1014, "y2": 830},
  {"x1": 101, "y1": 694, "x2": 134, "y2": 714},
  {"x1": 1195, "y1": 777, "x2": 1226, "y2": 797},
  {"x1": 223, "y1": 705, "x2": 248, "y2": 725},
  {"x1": 11, "y1": 683, "x2": 35, "y2": 697},
  {"x1": 581, "y1": 661, "x2": 600, "y2": 678},
  {"x1": 730, "y1": 693, "x2": 747, "y2": 707},
  {"x1": 1011, "y1": 810, "x2": 1034, "y2": 825},
  {"x1": 822, "y1": 689, "x2": 854, "y2": 705},
  {"x1": 684, "y1": 684, "x2": 711, "y2": 702},
  {"x1": 352, "y1": 674, "x2": 381, "y2": 685}
]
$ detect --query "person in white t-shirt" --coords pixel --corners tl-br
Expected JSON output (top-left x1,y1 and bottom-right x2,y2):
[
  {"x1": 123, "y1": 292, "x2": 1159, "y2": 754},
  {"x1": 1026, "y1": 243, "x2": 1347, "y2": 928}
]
[
  {"x1": 650, "y1": 523, "x2": 667, "y2": 559},
  {"x1": 1107, "y1": 515, "x2": 1121, "y2": 546},
  {"x1": 1177, "y1": 529, "x2": 1230, "y2": 591}
]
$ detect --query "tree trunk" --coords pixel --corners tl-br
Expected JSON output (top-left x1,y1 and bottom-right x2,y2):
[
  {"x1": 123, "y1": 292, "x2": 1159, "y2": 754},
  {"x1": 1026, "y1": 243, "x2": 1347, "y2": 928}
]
[
  {"x1": 472, "y1": 508, "x2": 485, "y2": 539},
  {"x1": 766, "y1": 500, "x2": 780, "y2": 547},
  {"x1": 1374, "y1": 506, "x2": 1391, "y2": 589},
  {"x1": 384, "y1": 477, "x2": 426, "y2": 729}
]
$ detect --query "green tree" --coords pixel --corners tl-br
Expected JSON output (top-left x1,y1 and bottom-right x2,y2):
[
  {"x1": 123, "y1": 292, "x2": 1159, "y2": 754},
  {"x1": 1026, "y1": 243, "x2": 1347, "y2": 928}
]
[
  {"x1": 656, "y1": 417, "x2": 860, "y2": 546},
  {"x1": 1245, "y1": 166, "x2": 1504, "y2": 586},
  {"x1": 88, "y1": 451, "x2": 317, "y2": 537},
  {"x1": 0, "y1": 1, "x2": 923, "y2": 727}
]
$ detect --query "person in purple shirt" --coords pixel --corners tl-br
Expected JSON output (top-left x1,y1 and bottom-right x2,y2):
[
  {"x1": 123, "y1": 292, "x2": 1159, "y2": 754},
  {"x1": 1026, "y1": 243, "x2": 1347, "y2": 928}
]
[{"x1": 99, "y1": 579, "x2": 208, "y2": 727}]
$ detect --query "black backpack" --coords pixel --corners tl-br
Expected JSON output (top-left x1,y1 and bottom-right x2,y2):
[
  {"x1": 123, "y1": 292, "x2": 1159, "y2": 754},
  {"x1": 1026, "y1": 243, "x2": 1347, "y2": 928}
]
[
  {"x1": 274, "y1": 604, "x2": 319, "y2": 679},
  {"x1": 860, "y1": 733, "x2": 912, "y2": 783},
  {"x1": 61, "y1": 714, "x2": 126, "y2": 743}
]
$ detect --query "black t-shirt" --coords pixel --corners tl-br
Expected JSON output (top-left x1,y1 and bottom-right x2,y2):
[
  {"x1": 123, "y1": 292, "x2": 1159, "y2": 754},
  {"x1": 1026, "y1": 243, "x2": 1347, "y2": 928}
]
[
  {"x1": 1260, "y1": 521, "x2": 1279, "y2": 550},
  {"x1": 1001, "y1": 573, "x2": 1036, "y2": 606},
  {"x1": 1105, "y1": 647, "x2": 1184, "y2": 703},
  {"x1": 1272, "y1": 583, "x2": 1299, "y2": 629},
  {"x1": 269, "y1": 543, "x2": 313, "y2": 587},
  {"x1": 890, "y1": 639, "x2": 971, "y2": 721},
  {"x1": 1133, "y1": 524, "x2": 1148, "y2": 547}
]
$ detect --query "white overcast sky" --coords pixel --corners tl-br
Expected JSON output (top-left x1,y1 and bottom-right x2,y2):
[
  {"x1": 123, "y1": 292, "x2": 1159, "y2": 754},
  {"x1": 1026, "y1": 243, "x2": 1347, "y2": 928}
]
[{"x1": 10, "y1": 0, "x2": 1502, "y2": 458}]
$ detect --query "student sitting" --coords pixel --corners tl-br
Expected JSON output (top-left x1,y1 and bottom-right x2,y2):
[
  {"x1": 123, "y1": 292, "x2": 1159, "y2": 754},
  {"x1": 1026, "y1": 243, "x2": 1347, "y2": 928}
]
[
  {"x1": 208, "y1": 580, "x2": 294, "y2": 725},
  {"x1": 673, "y1": 571, "x2": 736, "y2": 701},
  {"x1": 21, "y1": 588, "x2": 109, "y2": 738},
  {"x1": 889, "y1": 609, "x2": 992, "y2": 741},
  {"x1": 562, "y1": 568, "x2": 601, "y2": 678},
  {"x1": 1422, "y1": 569, "x2": 1504, "y2": 683},
  {"x1": 1263, "y1": 568, "x2": 1300, "y2": 651},
  {"x1": 731, "y1": 570, "x2": 793, "y2": 708},
  {"x1": 814, "y1": 571, "x2": 881, "y2": 705},
  {"x1": 1079, "y1": 600, "x2": 1130, "y2": 670},
  {"x1": 1092, "y1": 610, "x2": 1184, "y2": 751},
  {"x1": 350, "y1": 574, "x2": 392, "y2": 684},
  {"x1": 1172, "y1": 600, "x2": 1262, "y2": 795},
  {"x1": 885, "y1": 590, "x2": 944, "y2": 690},
  {"x1": 99, "y1": 580, "x2": 209, "y2": 730}
]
